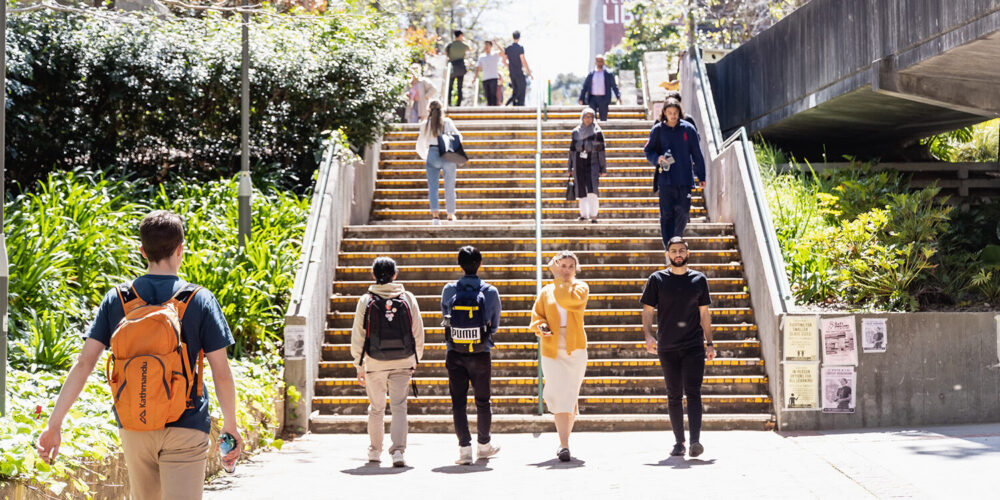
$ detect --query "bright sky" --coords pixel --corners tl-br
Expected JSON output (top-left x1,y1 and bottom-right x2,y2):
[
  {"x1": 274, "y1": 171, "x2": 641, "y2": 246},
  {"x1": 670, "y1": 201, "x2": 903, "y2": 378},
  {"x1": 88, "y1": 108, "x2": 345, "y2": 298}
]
[{"x1": 475, "y1": 0, "x2": 591, "y2": 105}]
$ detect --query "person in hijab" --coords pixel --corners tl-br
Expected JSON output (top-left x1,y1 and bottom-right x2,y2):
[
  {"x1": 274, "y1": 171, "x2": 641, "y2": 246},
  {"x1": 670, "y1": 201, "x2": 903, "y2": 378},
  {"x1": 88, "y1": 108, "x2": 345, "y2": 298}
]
[{"x1": 568, "y1": 107, "x2": 607, "y2": 223}]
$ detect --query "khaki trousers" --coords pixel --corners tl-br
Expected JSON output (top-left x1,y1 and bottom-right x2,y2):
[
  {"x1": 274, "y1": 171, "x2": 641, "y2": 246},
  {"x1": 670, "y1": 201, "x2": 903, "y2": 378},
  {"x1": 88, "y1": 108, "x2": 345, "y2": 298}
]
[
  {"x1": 119, "y1": 427, "x2": 210, "y2": 500},
  {"x1": 365, "y1": 368, "x2": 412, "y2": 454}
]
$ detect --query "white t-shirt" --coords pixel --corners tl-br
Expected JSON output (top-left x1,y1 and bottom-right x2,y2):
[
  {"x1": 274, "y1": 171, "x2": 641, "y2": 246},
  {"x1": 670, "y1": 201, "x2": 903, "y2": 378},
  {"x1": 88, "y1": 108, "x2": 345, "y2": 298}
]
[
  {"x1": 556, "y1": 303, "x2": 568, "y2": 328},
  {"x1": 477, "y1": 53, "x2": 501, "y2": 80}
]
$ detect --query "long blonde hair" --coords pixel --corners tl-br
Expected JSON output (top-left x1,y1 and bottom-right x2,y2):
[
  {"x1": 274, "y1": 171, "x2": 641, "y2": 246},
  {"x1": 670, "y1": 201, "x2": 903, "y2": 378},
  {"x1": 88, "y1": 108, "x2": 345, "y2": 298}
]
[{"x1": 425, "y1": 99, "x2": 444, "y2": 137}]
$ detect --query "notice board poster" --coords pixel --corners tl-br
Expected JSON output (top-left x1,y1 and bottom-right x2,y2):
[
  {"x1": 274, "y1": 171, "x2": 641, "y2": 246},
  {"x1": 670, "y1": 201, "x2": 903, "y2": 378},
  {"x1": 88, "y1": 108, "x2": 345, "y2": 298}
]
[
  {"x1": 861, "y1": 318, "x2": 888, "y2": 353},
  {"x1": 783, "y1": 315, "x2": 819, "y2": 361},
  {"x1": 821, "y1": 316, "x2": 858, "y2": 366},
  {"x1": 822, "y1": 366, "x2": 856, "y2": 413},
  {"x1": 783, "y1": 363, "x2": 819, "y2": 410}
]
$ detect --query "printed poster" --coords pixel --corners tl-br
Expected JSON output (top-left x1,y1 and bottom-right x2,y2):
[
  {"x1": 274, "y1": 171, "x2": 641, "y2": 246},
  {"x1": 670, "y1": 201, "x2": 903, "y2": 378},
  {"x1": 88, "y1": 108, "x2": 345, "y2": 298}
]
[
  {"x1": 821, "y1": 316, "x2": 858, "y2": 366},
  {"x1": 821, "y1": 366, "x2": 856, "y2": 413},
  {"x1": 783, "y1": 363, "x2": 819, "y2": 410},
  {"x1": 861, "y1": 318, "x2": 888, "y2": 353},
  {"x1": 783, "y1": 315, "x2": 819, "y2": 361}
]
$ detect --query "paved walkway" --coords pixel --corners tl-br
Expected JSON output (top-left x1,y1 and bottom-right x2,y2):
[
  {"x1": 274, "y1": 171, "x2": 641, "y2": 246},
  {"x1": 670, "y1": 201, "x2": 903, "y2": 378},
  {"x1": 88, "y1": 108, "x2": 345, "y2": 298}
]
[{"x1": 205, "y1": 423, "x2": 1000, "y2": 499}]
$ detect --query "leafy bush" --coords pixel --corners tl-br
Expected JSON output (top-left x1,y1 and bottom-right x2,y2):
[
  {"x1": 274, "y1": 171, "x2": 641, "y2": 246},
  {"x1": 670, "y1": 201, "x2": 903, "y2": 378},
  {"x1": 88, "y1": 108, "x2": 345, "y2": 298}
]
[
  {"x1": 6, "y1": 7, "x2": 408, "y2": 193},
  {"x1": 5, "y1": 169, "x2": 309, "y2": 363},
  {"x1": 922, "y1": 119, "x2": 999, "y2": 162},
  {"x1": 1, "y1": 358, "x2": 282, "y2": 498},
  {"x1": 757, "y1": 143, "x2": 954, "y2": 310}
]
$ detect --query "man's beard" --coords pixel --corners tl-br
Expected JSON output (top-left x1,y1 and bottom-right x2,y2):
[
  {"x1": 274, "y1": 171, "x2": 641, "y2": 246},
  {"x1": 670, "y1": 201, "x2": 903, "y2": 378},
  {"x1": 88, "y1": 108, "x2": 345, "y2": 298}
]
[{"x1": 670, "y1": 256, "x2": 689, "y2": 268}]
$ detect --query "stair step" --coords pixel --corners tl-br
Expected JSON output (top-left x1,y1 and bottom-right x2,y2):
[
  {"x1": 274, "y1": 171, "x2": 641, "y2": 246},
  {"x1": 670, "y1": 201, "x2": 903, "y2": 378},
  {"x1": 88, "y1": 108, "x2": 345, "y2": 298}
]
[
  {"x1": 379, "y1": 158, "x2": 654, "y2": 168},
  {"x1": 312, "y1": 394, "x2": 772, "y2": 415},
  {"x1": 321, "y1": 340, "x2": 761, "y2": 362},
  {"x1": 341, "y1": 236, "x2": 736, "y2": 253},
  {"x1": 333, "y1": 277, "x2": 745, "y2": 295},
  {"x1": 371, "y1": 207, "x2": 706, "y2": 220},
  {"x1": 319, "y1": 358, "x2": 764, "y2": 378},
  {"x1": 329, "y1": 292, "x2": 749, "y2": 312},
  {"x1": 342, "y1": 222, "x2": 734, "y2": 238},
  {"x1": 335, "y1": 249, "x2": 738, "y2": 266},
  {"x1": 309, "y1": 413, "x2": 774, "y2": 433},
  {"x1": 376, "y1": 176, "x2": 671, "y2": 189},
  {"x1": 381, "y1": 148, "x2": 653, "y2": 159},
  {"x1": 331, "y1": 263, "x2": 745, "y2": 281},
  {"x1": 380, "y1": 137, "x2": 649, "y2": 150},
  {"x1": 371, "y1": 197, "x2": 694, "y2": 209},
  {"x1": 324, "y1": 323, "x2": 759, "y2": 344},
  {"x1": 390, "y1": 120, "x2": 654, "y2": 131},
  {"x1": 315, "y1": 375, "x2": 768, "y2": 397},
  {"x1": 376, "y1": 185, "x2": 693, "y2": 199}
]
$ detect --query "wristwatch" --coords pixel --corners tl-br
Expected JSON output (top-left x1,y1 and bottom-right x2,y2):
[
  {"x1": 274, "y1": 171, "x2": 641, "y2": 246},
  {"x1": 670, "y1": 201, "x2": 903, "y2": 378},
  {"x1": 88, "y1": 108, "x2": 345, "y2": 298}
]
[{"x1": 705, "y1": 341, "x2": 714, "y2": 347}]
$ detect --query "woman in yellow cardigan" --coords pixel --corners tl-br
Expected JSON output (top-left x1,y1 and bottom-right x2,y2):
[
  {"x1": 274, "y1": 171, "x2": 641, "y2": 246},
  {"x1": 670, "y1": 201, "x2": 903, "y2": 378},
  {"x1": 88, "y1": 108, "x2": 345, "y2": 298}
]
[{"x1": 529, "y1": 250, "x2": 590, "y2": 462}]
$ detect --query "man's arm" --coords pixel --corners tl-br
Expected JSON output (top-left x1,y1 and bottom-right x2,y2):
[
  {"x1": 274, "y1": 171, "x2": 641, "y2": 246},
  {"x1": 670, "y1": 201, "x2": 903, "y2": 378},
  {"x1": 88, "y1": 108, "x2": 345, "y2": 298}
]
[
  {"x1": 486, "y1": 286, "x2": 502, "y2": 334},
  {"x1": 642, "y1": 305, "x2": 657, "y2": 354},
  {"x1": 689, "y1": 127, "x2": 707, "y2": 188},
  {"x1": 610, "y1": 71, "x2": 621, "y2": 103},
  {"x1": 37, "y1": 338, "x2": 108, "y2": 462},
  {"x1": 643, "y1": 126, "x2": 661, "y2": 165},
  {"x1": 520, "y1": 54, "x2": 531, "y2": 77},
  {"x1": 700, "y1": 304, "x2": 715, "y2": 360},
  {"x1": 207, "y1": 348, "x2": 243, "y2": 465},
  {"x1": 578, "y1": 72, "x2": 591, "y2": 104}
]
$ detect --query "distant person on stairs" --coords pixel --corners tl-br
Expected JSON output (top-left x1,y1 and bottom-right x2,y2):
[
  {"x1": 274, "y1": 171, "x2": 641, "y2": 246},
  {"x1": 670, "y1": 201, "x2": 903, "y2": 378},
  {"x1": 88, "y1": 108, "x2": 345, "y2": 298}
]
[
  {"x1": 578, "y1": 54, "x2": 621, "y2": 121},
  {"x1": 475, "y1": 40, "x2": 502, "y2": 106},
  {"x1": 440, "y1": 246, "x2": 502, "y2": 465},
  {"x1": 569, "y1": 107, "x2": 607, "y2": 223},
  {"x1": 416, "y1": 99, "x2": 462, "y2": 224},
  {"x1": 446, "y1": 30, "x2": 470, "y2": 107},
  {"x1": 530, "y1": 251, "x2": 590, "y2": 463},
  {"x1": 640, "y1": 236, "x2": 716, "y2": 459},
  {"x1": 351, "y1": 257, "x2": 425, "y2": 467},
  {"x1": 406, "y1": 63, "x2": 437, "y2": 124},
  {"x1": 643, "y1": 98, "x2": 706, "y2": 250},
  {"x1": 503, "y1": 31, "x2": 532, "y2": 106}
]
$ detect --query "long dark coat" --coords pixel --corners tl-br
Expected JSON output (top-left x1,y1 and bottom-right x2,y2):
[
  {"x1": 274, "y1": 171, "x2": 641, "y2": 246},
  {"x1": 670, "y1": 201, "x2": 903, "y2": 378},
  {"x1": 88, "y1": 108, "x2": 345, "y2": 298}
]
[{"x1": 568, "y1": 130, "x2": 607, "y2": 198}]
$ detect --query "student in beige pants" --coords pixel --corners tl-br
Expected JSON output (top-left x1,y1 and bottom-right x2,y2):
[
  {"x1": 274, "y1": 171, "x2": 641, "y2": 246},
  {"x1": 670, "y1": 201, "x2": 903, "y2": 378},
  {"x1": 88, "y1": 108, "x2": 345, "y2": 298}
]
[{"x1": 351, "y1": 257, "x2": 425, "y2": 467}]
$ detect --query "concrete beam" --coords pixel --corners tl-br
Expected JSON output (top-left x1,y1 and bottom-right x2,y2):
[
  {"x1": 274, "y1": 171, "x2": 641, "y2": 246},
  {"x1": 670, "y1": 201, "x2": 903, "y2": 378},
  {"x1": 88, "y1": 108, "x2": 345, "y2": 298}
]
[{"x1": 873, "y1": 56, "x2": 999, "y2": 118}]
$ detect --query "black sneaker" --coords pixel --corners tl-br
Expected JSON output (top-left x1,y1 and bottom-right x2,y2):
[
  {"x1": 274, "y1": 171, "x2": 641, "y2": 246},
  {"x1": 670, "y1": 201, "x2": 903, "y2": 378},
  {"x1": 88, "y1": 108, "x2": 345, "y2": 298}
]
[
  {"x1": 557, "y1": 448, "x2": 571, "y2": 462},
  {"x1": 670, "y1": 443, "x2": 686, "y2": 456},
  {"x1": 590, "y1": 218, "x2": 598, "y2": 224},
  {"x1": 577, "y1": 216, "x2": 587, "y2": 221},
  {"x1": 689, "y1": 442, "x2": 704, "y2": 458}
]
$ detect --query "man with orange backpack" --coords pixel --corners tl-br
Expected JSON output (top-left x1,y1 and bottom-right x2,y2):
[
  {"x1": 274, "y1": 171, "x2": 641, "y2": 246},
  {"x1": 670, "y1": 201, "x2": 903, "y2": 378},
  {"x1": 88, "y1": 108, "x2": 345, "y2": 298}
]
[{"x1": 37, "y1": 210, "x2": 242, "y2": 499}]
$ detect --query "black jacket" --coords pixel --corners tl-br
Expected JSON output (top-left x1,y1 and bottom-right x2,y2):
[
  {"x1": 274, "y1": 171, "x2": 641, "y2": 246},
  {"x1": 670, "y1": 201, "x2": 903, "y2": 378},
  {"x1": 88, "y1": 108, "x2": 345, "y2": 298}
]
[{"x1": 579, "y1": 69, "x2": 621, "y2": 102}]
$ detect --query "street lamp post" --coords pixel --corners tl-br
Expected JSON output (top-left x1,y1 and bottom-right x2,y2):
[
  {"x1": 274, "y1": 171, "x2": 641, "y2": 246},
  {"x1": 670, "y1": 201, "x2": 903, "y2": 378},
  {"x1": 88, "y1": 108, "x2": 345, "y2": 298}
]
[{"x1": 238, "y1": 0, "x2": 252, "y2": 246}]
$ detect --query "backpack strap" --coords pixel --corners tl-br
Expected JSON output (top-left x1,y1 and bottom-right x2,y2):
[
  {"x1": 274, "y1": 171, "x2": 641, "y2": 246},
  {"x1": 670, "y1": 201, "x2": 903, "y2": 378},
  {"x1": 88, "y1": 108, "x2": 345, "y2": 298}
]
[
  {"x1": 116, "y1": 282, "x2": 146, "y2": 316},
  {"x1": 168, "y1": 283, "x2": 202, "y2": 320}
]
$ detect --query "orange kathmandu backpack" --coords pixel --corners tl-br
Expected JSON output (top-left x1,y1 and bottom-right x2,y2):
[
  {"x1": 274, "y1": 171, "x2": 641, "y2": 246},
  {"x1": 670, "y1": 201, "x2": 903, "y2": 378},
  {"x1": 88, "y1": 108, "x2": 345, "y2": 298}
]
[{"x1": 106, "y1": 283, "x2": 204, "y2": 431}]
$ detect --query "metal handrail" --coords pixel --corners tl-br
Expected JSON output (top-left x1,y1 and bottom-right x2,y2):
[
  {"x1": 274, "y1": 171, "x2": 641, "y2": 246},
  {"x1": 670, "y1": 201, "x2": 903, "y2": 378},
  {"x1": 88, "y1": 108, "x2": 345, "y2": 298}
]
[
  {"x1": 692, "y1": 46, "x2": 724, "y2": 154},
  {"x1": 534, "y1": 86, "x2": 544, "y2": 415}
]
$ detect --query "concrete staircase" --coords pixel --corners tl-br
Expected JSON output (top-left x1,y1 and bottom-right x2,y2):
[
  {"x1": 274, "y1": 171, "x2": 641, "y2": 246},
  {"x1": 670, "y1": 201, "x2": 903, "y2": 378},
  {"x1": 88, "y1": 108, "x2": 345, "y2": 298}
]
[{"x1": 311, "y1": 105, "x2": 774, "y2": 432}]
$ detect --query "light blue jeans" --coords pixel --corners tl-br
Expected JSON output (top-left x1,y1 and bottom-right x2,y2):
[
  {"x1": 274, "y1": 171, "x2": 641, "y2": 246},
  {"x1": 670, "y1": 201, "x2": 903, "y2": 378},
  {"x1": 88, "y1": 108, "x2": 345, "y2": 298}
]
[{"x1": 426, "y1": 145, "x2": 457, "y2": 215}]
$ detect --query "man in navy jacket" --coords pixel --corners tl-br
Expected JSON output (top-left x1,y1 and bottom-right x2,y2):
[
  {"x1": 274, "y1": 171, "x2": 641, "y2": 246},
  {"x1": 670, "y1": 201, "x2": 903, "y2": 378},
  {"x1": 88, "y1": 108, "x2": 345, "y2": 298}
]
[
  {"x1": 578, "y1": 55, "x2": 621, "y2": 121},
  {"x1": 643, "y1": 98, "x2": 706, "y2": 249}
]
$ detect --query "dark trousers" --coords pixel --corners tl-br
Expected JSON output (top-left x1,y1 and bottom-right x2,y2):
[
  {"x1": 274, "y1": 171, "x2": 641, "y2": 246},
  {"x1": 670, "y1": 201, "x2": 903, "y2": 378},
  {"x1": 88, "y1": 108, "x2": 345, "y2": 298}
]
[
  {"x1": 483, "y1": 78, "x2": 499, "y2": 106},
  {"x1": 509, "y1": 72, "x2": 527, "y2": 106},
  {"x1": 587, "y1": 95, "x2": 611, "y2": 120},
  {"x1": 446, "y1": 350, "x2": 492, "y2": 446},
  {"x1": 658, "y1": 346, "x2": 706, "y2": 444},
  {"x1": 448, "y1": 72, "x2": 465, "y2": 107},
  {"x1": 658, "y1": 185, "x2": 692, "y2": 249}
]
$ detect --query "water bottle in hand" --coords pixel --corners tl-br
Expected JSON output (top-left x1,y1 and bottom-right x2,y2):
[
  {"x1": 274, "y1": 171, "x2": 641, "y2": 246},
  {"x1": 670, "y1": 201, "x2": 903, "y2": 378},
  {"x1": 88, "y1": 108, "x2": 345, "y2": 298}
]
[{"x1": 219, "y1": 432, "x2": 237, "y2": 473}]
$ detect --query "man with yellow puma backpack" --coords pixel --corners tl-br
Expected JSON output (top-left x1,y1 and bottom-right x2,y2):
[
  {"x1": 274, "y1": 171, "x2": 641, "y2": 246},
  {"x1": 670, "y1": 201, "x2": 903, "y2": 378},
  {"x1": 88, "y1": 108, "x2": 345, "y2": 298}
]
[{"x1": 37, "y1": 210, "x2": 242, "y2": 499}]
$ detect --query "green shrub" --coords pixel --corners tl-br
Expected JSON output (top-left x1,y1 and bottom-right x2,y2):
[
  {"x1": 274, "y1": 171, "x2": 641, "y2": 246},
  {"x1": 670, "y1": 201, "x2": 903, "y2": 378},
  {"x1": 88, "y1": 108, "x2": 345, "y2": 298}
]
[
  {"x1": 6, "y1": 8, "x2": 408, "y2": 193},
  {"x1": 922, "y1": 119, "x2": 999, "y2": 162}
]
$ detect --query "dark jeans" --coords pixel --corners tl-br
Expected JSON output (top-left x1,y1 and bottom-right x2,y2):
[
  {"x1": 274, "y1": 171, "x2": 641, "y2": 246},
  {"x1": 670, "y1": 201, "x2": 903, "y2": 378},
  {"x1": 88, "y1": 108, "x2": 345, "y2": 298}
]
[
  {"x1": 446, "y1": 350, "x2": 492, "y2": 446},
  {"x1": 658, "y1": 185, "x2": 692, "y2": 249},
  {"x1": 483, "y1": 78, "x2": 499, "y2": 106},
  {"x1": 587, "y1": 95, "x2": 611, "y2": 120},
  {"x1": 509, "y1": 72, "x2": 527, "y2": 106},
  {"x1": 658, "y1": 346, "x2": 706, "y2": 444},
  {"x1": 448, "y1": 72, "x2": 465, "y2": 107}
]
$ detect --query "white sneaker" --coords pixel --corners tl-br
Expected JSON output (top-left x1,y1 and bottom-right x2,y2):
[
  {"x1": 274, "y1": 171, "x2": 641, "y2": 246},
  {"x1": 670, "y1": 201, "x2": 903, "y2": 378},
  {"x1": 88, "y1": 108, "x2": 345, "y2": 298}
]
[
  {"x1": 367, "y1": 447, "x2": 381, "y2": 462},
  {"x1": 432, "y1": 217, "x2": 441, "y2": 225},
  {"x1": 477, "y1": 442, "x2": 501, "y2": 460},
  {"x1": 392, "y1": 450, "x2": 406, "y2": 467},
  {"x1": 455, "y1": 445, "x2": 473, "y2": 465}
]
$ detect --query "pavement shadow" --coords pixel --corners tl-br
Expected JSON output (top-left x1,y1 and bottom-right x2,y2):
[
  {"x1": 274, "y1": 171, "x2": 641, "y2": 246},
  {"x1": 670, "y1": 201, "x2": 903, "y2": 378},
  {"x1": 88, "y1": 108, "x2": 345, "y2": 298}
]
[
  {"x1": 905, "y1": 445, "x2": 1000, "y2": 460},
  {"x1": 341, "y1": 462, "x2": 414, "y2": 476},
  {"x1": 431, "y1": 460, "x2": 495, "y2": 474},
  {"x1": 528, "y1": 458, "x2": 586, "y2": 470},
  {"x1": 645, "y1": 457, "x2": 717, "y2": 469}
]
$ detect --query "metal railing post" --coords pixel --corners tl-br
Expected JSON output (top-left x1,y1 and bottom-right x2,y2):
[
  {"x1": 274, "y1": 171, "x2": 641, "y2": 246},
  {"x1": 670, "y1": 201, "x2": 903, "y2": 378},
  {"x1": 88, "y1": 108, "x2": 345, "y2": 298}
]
[
  {"x1": 1, "y1": 0, "x2": 8, "y2": 418},
  {"x1": 535, "y1": 87, "x2": 544, "y2": 416},
  {"x1": 237, "y1": 0, "x2": 252, "y2": 246}
]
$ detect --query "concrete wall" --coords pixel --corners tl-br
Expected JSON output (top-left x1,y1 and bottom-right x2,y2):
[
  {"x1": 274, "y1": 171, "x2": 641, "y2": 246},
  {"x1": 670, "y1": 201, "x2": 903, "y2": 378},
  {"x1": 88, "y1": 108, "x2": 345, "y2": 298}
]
[{"x1": 778, "y1": 312, "x2": 1000, "y2": 430}]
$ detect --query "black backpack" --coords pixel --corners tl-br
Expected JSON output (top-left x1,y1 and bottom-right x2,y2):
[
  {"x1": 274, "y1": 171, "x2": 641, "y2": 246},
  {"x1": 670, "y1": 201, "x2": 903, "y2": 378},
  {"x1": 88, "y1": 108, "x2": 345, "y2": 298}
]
[
  {"x1": 363, "y1": 294, "x2": 415, "y2": 361},
  {"x1": 446, "y1": 282, "x2": 491, "y2": 353}
]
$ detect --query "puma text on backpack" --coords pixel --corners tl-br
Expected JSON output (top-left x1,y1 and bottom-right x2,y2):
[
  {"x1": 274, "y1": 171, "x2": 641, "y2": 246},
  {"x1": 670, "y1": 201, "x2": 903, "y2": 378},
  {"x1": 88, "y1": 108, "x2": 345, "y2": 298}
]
[
  {"x1": 363, "y1": 294, "x2": 416, "y2": 361},
  {"x1": 106, "y1": 283, "x2": 203, "y2": 431},
  {"x1": 447, "y1": 282, "x2": 490, "y2": 353}
]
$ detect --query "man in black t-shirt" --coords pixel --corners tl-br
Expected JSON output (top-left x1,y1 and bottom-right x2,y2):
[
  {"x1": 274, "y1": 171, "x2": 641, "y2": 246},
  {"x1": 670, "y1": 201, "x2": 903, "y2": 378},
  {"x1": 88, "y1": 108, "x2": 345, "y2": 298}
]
[
  {"x1": 640, "y1": 236, "x2": 715, "y2": 459},
  {"x1": 503, "y1": 30, "x2": 532, "y2": 106}
]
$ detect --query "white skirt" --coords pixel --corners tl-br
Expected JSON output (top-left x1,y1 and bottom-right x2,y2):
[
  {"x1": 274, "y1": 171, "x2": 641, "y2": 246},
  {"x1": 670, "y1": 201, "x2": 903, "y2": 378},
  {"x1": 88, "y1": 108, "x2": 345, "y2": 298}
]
[{"x1": 540, "y1": 328, "x2": 588, "y2": 414}]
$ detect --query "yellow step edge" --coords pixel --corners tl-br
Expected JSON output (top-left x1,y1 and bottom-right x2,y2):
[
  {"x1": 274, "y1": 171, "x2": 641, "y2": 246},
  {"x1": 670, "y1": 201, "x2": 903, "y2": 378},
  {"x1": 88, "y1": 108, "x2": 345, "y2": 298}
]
[{"x1": 317, "y1": 376, "x2": 767, "y2": 386}]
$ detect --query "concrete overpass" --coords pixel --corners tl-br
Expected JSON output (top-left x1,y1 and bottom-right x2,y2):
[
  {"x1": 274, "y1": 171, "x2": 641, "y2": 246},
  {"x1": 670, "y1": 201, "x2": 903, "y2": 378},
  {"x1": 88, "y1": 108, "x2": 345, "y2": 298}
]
[{"x1": 708, "y1": 0, "x2": 1000, "y2": 160}]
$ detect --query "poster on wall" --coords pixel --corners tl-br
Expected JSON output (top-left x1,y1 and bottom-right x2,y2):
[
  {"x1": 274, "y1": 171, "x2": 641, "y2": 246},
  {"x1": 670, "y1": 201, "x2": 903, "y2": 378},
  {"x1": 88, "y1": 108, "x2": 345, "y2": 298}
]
[
  {"x1": 783, "y1": 315, "x2": 819, "y2": 361},
  {"x1": 822, "y1": 366, "x2": 856, "y2": 413},
  {"x1": 783, "y1": 363, "x2": 819, "y2": 410},
  {"x1": 861, "y1": 318, "x2": 888, "y2": 353},
  {"x1": 821, "y1": 316, "x2": 858, "y2": 365}
]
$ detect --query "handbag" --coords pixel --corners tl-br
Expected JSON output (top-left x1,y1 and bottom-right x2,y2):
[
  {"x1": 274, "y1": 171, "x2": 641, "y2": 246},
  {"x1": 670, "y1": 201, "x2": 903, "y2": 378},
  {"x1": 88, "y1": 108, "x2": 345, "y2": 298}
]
[
  {"x1": 565, "y1": 178, "x2": 576, "y2": 201},
  {"x1": 437, "y1": 133, "x2": 468, "y2": 166}
]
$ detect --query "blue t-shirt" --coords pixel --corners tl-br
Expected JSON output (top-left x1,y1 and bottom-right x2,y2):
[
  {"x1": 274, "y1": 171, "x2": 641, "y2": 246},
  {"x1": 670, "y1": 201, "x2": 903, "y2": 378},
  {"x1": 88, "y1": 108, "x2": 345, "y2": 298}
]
[{"x1": 85, "y1": 274, "x2": 235, "y2": 433}]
